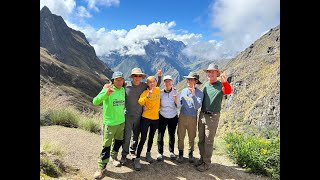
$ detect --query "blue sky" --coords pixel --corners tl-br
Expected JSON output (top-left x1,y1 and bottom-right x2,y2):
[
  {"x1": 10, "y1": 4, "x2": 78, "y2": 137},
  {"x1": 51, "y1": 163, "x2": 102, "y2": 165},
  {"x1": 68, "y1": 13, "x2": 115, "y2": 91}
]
[{"x1": 40, "y1": 0, "x2": 280, "y2": 60}]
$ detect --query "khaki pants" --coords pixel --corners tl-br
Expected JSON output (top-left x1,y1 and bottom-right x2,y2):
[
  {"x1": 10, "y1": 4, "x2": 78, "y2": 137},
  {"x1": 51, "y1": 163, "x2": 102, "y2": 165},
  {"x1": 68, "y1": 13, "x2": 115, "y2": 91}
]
[
  {"x1": 177, "y1": 113, "x2": 197, "y2": 151},
  {"x1": 198, "y1": 112, "x2": 220, "y2": 165}
]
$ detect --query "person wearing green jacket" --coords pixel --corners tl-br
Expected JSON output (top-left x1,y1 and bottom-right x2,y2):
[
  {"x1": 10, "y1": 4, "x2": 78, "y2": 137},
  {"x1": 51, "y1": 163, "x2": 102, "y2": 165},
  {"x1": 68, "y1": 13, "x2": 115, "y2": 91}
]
[{"x1": 92, "y1": 71, "x2": 126, "y2": 179}]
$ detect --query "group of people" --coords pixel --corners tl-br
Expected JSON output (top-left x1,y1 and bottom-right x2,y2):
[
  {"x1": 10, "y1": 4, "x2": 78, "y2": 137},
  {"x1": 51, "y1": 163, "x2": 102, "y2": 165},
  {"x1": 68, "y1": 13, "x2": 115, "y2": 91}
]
[{"x1": 92, "y1": 64, "x2": 232, "y2": 179}]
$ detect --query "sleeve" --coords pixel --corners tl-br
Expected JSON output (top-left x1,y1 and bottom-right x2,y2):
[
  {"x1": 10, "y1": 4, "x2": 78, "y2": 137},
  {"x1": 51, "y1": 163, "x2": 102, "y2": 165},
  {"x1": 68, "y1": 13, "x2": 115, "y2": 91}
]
[
  {"x1": 192, "y1": 90, "x2": 203, "y2": 110},
  {"x1": 222, "y1": 82, "x2": 232, "y2": 95},
  {"x1": 138, "y1": 90, "x2": 148, "y2": 106},
  {"x1": 156, "y1": 76, "x2": 161, "y2": 87},
  {"x1": 92, "y1": 88, "x2": 109, "y2": 105}
]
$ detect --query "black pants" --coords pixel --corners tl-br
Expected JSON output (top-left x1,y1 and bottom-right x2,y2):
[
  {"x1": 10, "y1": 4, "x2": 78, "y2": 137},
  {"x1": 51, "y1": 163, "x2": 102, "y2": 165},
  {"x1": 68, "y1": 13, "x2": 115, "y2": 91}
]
[
  {"x1": 136, "y1": 117, "x2": 159, "y2": 158},
  {"x1": 157, "y1": 114, "x2": 178, "y2": 154}
]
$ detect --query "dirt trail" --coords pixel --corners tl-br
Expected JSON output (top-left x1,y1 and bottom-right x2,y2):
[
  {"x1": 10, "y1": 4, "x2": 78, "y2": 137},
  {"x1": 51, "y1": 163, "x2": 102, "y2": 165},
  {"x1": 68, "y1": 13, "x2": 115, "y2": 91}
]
[{"x1": 40, "y1": 126, "x2": 270, "y2": 180}]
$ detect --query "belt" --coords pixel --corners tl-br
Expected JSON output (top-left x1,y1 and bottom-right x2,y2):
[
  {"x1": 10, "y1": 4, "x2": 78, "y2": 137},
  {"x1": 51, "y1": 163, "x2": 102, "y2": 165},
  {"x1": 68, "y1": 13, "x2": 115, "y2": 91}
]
[{"x1": 202, "y1": 111, "x2": 219, "y2": 115}]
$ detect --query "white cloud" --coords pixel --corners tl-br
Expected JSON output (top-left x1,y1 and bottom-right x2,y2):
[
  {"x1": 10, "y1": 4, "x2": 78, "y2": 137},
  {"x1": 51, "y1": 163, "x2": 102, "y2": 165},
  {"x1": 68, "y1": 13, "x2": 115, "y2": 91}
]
[
  {"x1": 86, "y1": 0, "x2": 120, "y2": 11},
  {"x1": 209, "y1": 0, "x2": 280, "y2": 56},
  {"x1": 40, "y1": 0, "x2": 76, "y2": 19},
  {"x1": 67, "y1": 20, "x2": 229, "y2": 60},
  {"x1": 76, "y1": 6, "x2": 92, "y2": 18}
]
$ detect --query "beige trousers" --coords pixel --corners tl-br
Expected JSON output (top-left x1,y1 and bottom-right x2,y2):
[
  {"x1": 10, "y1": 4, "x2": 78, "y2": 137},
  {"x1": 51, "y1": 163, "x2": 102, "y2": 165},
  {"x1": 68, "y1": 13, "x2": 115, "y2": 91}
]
[{"x1": 177, "y1": 113, "x2": 197, "y2": 151}]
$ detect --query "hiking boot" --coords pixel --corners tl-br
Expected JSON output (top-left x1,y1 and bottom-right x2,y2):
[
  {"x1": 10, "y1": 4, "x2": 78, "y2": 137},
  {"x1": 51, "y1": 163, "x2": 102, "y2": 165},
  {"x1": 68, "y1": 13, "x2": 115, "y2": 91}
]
[
  {"x1": 188, "y1": 154, "x2": 194, "y2": 163},
  {"x1": 146, "y1": 152, "x2": 155, "y2": 163},
  {"x1": 157, "y1": 153, "x2": 163, "y2": 161},
  {"x1": 112, "y1": 158, "x2": 121, "y2": 167},
  {"x1": 133, "y1": 158, "x2": 141, "y2": 171},
  {"x1": 194, "y1": 158, "x2": 204, "y2": 167},
  {"x1": 169, "y1": 152, "x2": 176, "y2": 160},
  {"x1": 188, "y1": 150, "x2": 194, "y2": 163},
  {"x1": 196, "y1": 163, "x2": 210, "y2": 172},
  {"x1": 176, "y1": 154, "x2": 183, "y2": 163},
  {"x1": 93, "y1": 168, "x2": 107, "y2": 179},
  {"x1": 120, "y1": 155, "x2": 127, "y2": 166}
]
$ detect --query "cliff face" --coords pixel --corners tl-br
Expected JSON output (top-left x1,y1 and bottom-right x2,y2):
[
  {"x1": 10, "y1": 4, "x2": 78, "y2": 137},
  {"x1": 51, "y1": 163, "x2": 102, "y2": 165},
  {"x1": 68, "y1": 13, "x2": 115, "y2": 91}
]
[
  {"x1": 220, "y1": 25, "x2": 280, "y2": 137},
  {"x1": 40, "y1": 6, "x2": 113, "y2": 79}
]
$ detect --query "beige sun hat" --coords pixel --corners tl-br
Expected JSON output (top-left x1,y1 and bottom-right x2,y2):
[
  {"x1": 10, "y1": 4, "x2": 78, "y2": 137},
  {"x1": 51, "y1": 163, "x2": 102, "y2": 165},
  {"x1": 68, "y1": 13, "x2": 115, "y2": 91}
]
[
  {"x1": 128, "y1": 67, "x2": 147, "y2": 78},
  {"x1": 203, "y1": 63, "x2": 221, "y2": 76}
]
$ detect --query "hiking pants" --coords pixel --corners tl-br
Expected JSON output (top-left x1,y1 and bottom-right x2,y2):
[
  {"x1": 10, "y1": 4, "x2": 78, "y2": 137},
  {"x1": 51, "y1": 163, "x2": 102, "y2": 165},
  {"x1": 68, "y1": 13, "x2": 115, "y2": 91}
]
[
  {"x1": 198, "y1": 112, "x2": 220, "y2": 165},
  {"x1": 121, "y1": 114, "x2": 141, "y2": 156},
  {"x1": 157, "y1": 113, "x2": 178, "y2": 154},
  {"x1": 177, "y1": 113, "x2": 197, "y2": 152},
  {"x1": 98, "y1": 122, "x2": 124, "y2": 169},
  {"x1": 136, "y1": 117, "x2": 159, "y2": 158}
]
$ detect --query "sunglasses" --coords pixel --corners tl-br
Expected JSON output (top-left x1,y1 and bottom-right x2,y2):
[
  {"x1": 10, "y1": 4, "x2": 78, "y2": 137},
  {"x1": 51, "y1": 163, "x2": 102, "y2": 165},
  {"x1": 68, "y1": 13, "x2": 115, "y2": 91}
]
[{"x1": 133, "y1": 75, "x2": 143, "y2": 77}]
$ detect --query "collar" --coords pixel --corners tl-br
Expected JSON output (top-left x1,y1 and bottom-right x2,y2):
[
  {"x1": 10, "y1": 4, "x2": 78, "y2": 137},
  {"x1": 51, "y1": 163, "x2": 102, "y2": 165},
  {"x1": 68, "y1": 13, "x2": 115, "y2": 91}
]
[{"x1": 164, "y1": 88, "x2": 172, "y2": 93}]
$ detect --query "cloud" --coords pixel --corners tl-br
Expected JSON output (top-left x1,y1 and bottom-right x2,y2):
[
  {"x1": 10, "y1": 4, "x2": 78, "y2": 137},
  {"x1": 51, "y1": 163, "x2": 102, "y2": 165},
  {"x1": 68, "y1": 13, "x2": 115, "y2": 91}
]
[
  {"x1": 209, "y1": 0, "x2": 280, "y2": 56},
  {"x1": 40, "y1": 0, "x2": 76, "y2": 19},
  {"x1": 68, "y1": 21, "x2": 177, "y2": 56},
  {"x1": 67, "y1": 20, "x2": 230, "y2": 60},
  {"x1": 86, "y1": 0, "x2": 120, "y2": 11},
  {"x1": 76, "y1": 6, "x2": 92, "y2": 18}
]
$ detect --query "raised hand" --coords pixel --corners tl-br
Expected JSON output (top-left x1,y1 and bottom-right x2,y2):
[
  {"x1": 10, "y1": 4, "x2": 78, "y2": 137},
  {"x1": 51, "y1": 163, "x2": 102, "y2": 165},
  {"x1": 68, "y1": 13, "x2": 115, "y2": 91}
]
[
  {"x1": 156, "y1": 68, "x2": 163, "y2": 77},
  {"x1": 147, "y1": 87, "x2": 154, "y2": 98},
  {"x1": 172, "y1": 90, "x2": 178, "y2": 103},
  {"x1": 188, "y1": 84, "x2": 195, "y2": 96},
  {"x1": 104, "y1": 81, "x2": 114, "y2": 95},
  {"x1": 220, "y1": 71, "x2": 227, "y2": 83}
]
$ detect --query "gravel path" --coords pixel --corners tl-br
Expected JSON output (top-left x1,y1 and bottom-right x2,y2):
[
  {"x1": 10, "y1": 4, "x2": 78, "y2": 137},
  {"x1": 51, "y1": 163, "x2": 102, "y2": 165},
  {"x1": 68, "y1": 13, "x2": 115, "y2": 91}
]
[{"x1": 40, "y1": 126, "x2": 270, "y2": 180}]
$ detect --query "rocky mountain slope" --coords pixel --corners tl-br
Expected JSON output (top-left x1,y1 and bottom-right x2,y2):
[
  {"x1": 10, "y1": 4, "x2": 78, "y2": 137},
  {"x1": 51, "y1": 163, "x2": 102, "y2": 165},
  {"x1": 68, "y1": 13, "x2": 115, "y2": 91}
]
[
  {"x1": 40, "y1": 6, "x2": 113, "y2": 79},
  {"x1": 40, "y1": 6, "x2": 114, "y2": 111},
  {"x1": 176, "y1": 25, "x2": 280, "y2": 137}
]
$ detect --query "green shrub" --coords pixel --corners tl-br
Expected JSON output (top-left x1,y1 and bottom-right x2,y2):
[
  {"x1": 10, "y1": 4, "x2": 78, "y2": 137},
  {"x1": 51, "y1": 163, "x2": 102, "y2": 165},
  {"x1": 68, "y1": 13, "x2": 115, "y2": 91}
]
[
  {"x1": 50, "y1": 109, "x2": 79, "y2": 128},
  {"x1": 79, "y1": 118, "x2": 101, "y2": 134},
  {"x1": 224, "y1": 132, "x2": 280, "y2": 179},
  {"x1": 41, "y1": 141, "x2": 64, "y2": 157},
  {"x1": 40, "y1": 156, "x2": 61, "y2": 178},
  {"x1": 40, "y1": 111, "x2": 52, "y2": 126}
]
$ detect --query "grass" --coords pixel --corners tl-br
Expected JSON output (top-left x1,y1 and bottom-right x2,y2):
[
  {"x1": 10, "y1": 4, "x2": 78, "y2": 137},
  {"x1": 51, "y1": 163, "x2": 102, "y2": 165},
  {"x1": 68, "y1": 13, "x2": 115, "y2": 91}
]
[
  {"x1": 40, "y1": 83, "x2": 102, "y2": 134},
  {"x1": 40, "y1": 156, "x2": 62, "y2": 178},
  {"x1": 40, "y1": 141, "x2": 65, "y2": 178},
  {"x1": 41, "y1": 141, "x2": 64, "y2": 157}
]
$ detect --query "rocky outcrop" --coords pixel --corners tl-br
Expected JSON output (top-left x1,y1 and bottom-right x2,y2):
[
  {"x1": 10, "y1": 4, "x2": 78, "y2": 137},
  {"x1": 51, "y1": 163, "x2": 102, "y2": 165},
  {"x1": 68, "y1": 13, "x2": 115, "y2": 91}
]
[
  {"x1": 220, "y1": 25, "x2": 280, "y2": 137},
  {"x1": 40, "y1": 6, "x2": 113, "y2": 79}
]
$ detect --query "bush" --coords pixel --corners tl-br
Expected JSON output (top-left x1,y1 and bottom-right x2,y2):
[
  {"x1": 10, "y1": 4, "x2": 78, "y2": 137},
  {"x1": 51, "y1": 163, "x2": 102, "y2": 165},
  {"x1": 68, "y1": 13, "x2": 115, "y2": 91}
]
[
  {"x1": 79, "y1": 118, "x2": 101, "y2": 134},
  {"x1": 40, "y1": 156, "x2": 61, "y2": 178},
  {"x1": 40, "y1": 111, "x2": 52, "y2": 126},
  {"x1": 224, "y1": 132, "x2": 280, "y2": 179},
  {"x1": 50, "y1": 109, "x2": 79, "y2": 128}
]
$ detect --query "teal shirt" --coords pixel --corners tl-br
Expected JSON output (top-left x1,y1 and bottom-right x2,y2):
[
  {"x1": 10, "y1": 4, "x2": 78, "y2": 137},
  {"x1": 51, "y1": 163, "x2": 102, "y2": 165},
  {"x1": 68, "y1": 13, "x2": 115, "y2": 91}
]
[
  {"x1": 201, "y1": 81, "x2": 224, "y2": 113},
  {"x1": 92, "y1": 86, "x2": 125, "y2": 126}
]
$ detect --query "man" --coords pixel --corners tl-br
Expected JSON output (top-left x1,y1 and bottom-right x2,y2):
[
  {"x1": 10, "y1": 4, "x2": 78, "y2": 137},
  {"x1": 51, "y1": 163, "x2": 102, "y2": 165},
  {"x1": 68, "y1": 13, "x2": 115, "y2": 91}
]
[
  {"x1": 120, "y1": 67, "x2": 162, "y2": 165},
  {"x1": 195, "y1": 64, "x2": 232, "y2": 172},
  {"x1": 176, "y1": 72, "x2": 203, "y2": 163},
  {"x1": 92, "y1": 71, "x2": 126, "y2": 179}
]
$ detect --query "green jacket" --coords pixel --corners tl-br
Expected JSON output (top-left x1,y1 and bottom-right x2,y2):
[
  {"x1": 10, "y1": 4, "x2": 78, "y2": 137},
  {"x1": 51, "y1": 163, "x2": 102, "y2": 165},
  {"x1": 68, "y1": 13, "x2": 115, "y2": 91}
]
[{"x1": 93, "y1": 86, "x2": 125, "y2": 126}]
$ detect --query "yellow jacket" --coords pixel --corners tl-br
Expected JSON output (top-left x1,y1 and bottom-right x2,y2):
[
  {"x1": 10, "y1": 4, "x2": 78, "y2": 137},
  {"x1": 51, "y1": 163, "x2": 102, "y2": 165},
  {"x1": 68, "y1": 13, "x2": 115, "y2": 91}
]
[{"x1": 138, "y1": 87, "x2": 160, "y2": 120}]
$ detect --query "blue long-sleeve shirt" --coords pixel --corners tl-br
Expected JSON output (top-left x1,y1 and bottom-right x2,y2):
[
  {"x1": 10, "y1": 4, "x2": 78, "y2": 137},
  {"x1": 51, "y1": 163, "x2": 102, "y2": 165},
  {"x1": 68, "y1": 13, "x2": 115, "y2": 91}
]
[{"x1": 179, "y1": 87, "x2": 203, "y2": 117}]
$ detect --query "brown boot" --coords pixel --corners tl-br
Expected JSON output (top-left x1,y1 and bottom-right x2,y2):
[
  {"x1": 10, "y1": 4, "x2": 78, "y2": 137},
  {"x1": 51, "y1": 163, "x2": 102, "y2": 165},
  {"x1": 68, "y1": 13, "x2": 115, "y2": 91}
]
[
  {"x1": 194, "y1": 158, "x2": 204, "y2": 167},
  {"x1": 196, "y1": 163, "x2": 210, "y2": 172},
  {"x1": 93, "y1": 168, "x2": 107, "y2": 179}
]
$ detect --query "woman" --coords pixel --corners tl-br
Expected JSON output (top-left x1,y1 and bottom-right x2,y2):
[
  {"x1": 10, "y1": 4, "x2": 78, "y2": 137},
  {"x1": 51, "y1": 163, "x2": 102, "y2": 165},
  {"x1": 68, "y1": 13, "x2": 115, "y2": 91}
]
[
  {"x1": 157, "y1": 75, "x2": 181, "y2": 161},
  {"x1": 134, "y1": 76, "x2": 161, "y2": 171}
]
